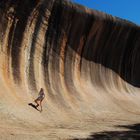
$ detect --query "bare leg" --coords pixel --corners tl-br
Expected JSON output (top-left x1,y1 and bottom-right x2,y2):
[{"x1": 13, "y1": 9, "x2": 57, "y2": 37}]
[
  {"x1": 34, "y1": 99, "x2": 39, "y2": 108},
  {"x1": 40, "y1": 100, "x2": 43, "y2": 112}
]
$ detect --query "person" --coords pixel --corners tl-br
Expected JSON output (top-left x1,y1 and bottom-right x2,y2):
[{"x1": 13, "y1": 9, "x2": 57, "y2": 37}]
[{"x1": 34, "y1": 88, "x2": 45, "y2": 112}]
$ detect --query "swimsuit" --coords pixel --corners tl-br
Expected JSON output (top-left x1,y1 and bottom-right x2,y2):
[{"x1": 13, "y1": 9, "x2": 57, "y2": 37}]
[{"x1": 37, "y1": 91, "x2": 45, "y2": 101}]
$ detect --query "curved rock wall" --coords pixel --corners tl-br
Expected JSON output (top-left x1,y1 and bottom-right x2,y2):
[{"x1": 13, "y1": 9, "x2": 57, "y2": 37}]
[{"x1": 0, "y1": 0, "x2": 140, "y2": 114}]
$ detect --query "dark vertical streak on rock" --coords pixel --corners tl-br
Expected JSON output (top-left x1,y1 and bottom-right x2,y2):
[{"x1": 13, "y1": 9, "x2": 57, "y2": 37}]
[
  {"x1": 28, "y1": 0, "x2": 54, "y2": 91},
  {"x1": 64, "y1": 6, "x2": 83, "y2": 96},
  {"x1": 9, "y1": 0, "x2": 38, "y2": 84},
  {"x1": 47, "y1": 0, "x2": 64, "y2": 99},
  {"x1": 28, "y1": 3, "x2": 43, "y2": 91},
  {"x1": 79, "y1": 15, "x2": 94, "y2": 73},
  {"x1": 0, "y1": 1, "x2": 8, "y2": 49},
  {"x1": 42, "y1": 0, "x2": 57, "y2": 98},
  {"x1": 7, "y1": 21, "x2": 15, "y2": 55},
  {"x1": 64, "y1": 9, "x2": 94, "y2": 96},
  {"x1": 42, "y1": 0, "x2": 71, "y2": 103},
  {"x1": 131, "y1": 33, "x2": 140, "y2": 85},
  {"x1": 121, "y1": 29, "x2": 138, "y2": 86}
]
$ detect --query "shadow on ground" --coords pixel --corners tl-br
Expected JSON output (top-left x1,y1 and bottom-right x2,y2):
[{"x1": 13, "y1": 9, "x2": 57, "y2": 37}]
[
  {"x1": 73, "y1": 123, "x2": 140, "y2": 140},
  {"x1": 28, "y1": 103, "x2": 40, "y2": 112}
]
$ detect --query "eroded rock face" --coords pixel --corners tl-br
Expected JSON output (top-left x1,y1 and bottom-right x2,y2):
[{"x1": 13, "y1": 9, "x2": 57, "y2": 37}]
[{"x1": 0, "y1": 0, "x2": 140, "y2": 114}]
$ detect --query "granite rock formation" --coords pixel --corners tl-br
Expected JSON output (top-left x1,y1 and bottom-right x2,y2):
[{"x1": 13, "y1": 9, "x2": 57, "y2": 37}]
[{"x1": 0, "y1": 0, "x2": 140, "y2": 139}]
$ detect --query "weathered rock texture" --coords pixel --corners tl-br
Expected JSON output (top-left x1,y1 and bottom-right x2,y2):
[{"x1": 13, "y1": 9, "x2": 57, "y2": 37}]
[{"x1": 0, "y1": 0, "x2": 140, "y2": 139}]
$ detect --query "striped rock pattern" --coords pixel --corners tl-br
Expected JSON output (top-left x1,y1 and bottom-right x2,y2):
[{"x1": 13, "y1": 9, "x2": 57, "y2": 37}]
[{"x1": 0, "y1": 1, "x2": 140, "y2": 138}]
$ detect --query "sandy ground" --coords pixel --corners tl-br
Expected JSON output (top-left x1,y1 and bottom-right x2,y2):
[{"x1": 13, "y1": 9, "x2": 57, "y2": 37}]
[{"x1": 1, "y1": 101, "x2": 140, "y2": 140}]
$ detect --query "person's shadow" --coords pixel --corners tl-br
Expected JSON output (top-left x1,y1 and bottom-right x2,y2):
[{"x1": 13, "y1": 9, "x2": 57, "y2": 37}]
[{"x1": 28, "y1": 103, "x2": 40, "y2": 112}]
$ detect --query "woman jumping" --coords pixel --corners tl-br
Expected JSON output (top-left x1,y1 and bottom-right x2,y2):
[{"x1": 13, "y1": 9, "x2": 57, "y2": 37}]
[{"x1": 34, "y1": 88, "x2": 45, "y2": 112}]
